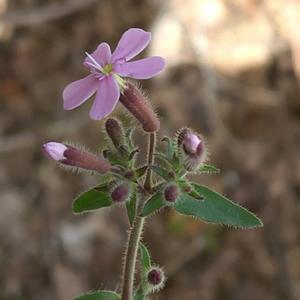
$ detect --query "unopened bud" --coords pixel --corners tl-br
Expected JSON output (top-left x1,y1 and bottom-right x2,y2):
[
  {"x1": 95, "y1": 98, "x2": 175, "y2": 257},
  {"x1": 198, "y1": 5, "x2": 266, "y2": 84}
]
[
  {"x1": 178, "y1": 128, "x2": 207, "y2": 171},
  {"x1": 119, "y1": 82, "x2": 160, "y2": 132},
  {"x1": 146, "y1": 267, "x2": 165, "y2": 292},
  {"x1": 164, "y1": 184, "x2": 179, "y2": 203},
  {"x1": 111, "y1": 183, "x2": 130, "y2": 203},
  {"x1": 105, "y1": 118, "x2": 125, "y2": 148},
  {"x1": 43, "y1": 142, "x2": 111, "y2": 174}
]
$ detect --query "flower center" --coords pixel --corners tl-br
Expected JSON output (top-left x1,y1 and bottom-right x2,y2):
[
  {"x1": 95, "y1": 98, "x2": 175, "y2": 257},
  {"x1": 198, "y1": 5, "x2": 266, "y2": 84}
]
[{"x1": 103, "y1": 63, "x2": 113, "y2": 75}]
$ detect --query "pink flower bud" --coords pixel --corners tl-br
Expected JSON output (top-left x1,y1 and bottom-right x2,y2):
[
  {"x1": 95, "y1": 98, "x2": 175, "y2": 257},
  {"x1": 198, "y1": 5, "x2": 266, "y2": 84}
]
[
  {"x1": 183, "y1": 132, "x2": 201, "y2": 155},
  {"x1": 164, "y1": 184, "x2": 179, "y2": 203},
  {"x1": 178, "y1": 128, "x2": 207, "y2": 171},
  {"x1": 43, "y1": 142, "x2": 67, "y2": 161},
  {"x1": 119, "y1": 82, "x2": 160, "y2": 133},
  {"x1": 43, "y1": 142, "x2": 111, "y2": 174},
  {"x1": 146, "y1": 267, "x2": 165, "y2": 292},
  {"x1": 105, "y1": 118, "x2": 125, "y2": 148},
  {"x1": 111, "y1": 183, "x2": 130, "y2": 203}
]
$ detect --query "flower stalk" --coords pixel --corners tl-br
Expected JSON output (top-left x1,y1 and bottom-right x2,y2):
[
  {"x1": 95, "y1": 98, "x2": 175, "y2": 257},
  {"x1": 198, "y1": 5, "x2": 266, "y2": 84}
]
[{"x1": 121, "y1": 132, "x2": 156, "y2": 300}]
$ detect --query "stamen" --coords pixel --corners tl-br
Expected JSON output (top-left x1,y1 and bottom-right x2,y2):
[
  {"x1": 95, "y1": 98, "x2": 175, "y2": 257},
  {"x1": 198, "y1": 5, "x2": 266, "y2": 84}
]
[
  {"x1": 86, "y1": 61, "x2": 103, "y2": 71},
  {"x1": 85, "y1": 52, "x2": 103, "y2": 72}
]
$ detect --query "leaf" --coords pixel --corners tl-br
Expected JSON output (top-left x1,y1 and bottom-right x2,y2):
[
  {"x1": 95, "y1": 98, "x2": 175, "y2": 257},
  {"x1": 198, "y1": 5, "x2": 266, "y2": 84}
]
[
  {"x1": 133, "y1": 243, "x2": 152, "y2": 300},
  {"x1": 139, "y1": 242, "x2": 151, "y2": 273},
  {"x1": 198, "y1": 164, "x2": 220, "y2": 174},
  {"x1": 154, "y1": 152, "x2": 173, "y2": 167},
  {"x1": 177, "y1": 180, "x2": 203, "y2": 200},
  {"x1": 73, "y1": 188, "x2": 112, "y2": 214},
  {"x1": 125, "y1": 127, "x2": 134, "y2": 150},
  {"x1": 150, "y1": 165, "x2": 173, "y2": 180},
  {"x1": 135, "y1": 166, "x2": 148, "y2": 179},
  {"x1": 133, "y1": 289, "x2": 145, "y2": 300},
  {"x1": 126, "y1": 186, "x2": 137, "y2": 225},
  {"x1": 161, "y1": 136, "x2": 175, "y2": 161},
  {"x1": 74, "y1": 290, "x2": 120, "y2": 300},
  {"x1": 141, "y1": 192, "x2": 165, "y2": 217},
  {"x1": 174, "y1": 184, "x2": 263, "y2": 228}
]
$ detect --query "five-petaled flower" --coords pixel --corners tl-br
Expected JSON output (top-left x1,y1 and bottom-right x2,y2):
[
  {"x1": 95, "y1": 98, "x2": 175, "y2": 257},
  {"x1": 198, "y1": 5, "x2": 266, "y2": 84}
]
[{"x1": 63, "y1": 28, "x2": 165, "y2": 120}]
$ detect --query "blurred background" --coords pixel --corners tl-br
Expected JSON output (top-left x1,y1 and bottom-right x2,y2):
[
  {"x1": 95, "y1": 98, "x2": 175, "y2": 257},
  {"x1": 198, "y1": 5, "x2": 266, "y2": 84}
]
[{"x1": 1, "y1": 0, "x2": 300, "y2": 299}]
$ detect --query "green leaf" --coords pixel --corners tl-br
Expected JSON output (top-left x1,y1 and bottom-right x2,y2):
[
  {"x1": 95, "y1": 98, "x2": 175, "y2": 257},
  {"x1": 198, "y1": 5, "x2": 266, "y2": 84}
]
[
  {"x1": 139, "y1": 242, "x2": 151, "y2": 273},
  {"x1": 74, "y1": 290, "x2": 120, "y2": 300},
  {"x1": 126, "y1": 186, "x2": 137, "y2": 225},
  {"x1": 133, "y1": 289, "x2": 145, "y2": 300},
  {"x1": 174, "y1": 184, "x2": 263, "y2": 228},
  {"x1": 73, "y1": 188, "x2": 112, "y2": 214},
  {"x1": 141, "y1": 192, "x2": 165, "y2": 217},
  {"x1": 154, "y1": 152, "x2": 173, "y2": 167},
  {"x1": 135, "y1": 166, "x2": 148, "y2": 179},
  {"x1": 198, "y1": 164, "x2": 220, "y2": 173},
  {"x1": 161, "y1": 136, "x2": 175, "y2": 161},
  {"x1": 150, "y1": 165, "x2": 173, "y2": 180},
  {"x1": 125, "y1": 127, "x2": 134, "y2": 150}
]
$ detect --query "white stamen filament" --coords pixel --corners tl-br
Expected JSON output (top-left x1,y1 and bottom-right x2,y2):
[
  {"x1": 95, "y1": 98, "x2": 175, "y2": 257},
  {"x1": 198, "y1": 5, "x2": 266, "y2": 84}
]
[
  {"x1": 85, "y1": 52, "x2": 103, "y2": 72},
  {"x1": 86, "y1": 61, "x2": 103, "y2": 72}
]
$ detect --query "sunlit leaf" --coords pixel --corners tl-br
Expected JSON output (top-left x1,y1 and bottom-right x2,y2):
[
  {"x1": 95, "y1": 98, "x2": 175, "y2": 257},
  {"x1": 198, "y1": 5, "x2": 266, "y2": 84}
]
[{"x1": 174, "y1": 184, "x2": 263, "y2": 228}]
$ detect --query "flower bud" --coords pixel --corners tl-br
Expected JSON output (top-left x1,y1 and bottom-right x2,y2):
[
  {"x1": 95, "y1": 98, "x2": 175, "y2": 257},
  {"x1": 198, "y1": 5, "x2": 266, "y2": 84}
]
[
  {"x1": 146, "y1": 267, "x2": 165, "y2": 292},
  {"x1": 111, "y1": 183, "x2": 130, "y2": 203},
  {"x1": 119, "y1": 82, "x2": 160, "y2": 132},
  {"x1": 105, "y1": 118, "x2": 125, "y2": 148},
  {"x1": 178, "y1": 128, "x2": 207, "y2": 171},
  {"x1": 43, "y1": 142, "x2": 111, "y2": 174},
  {"x1": 164, "y1": 184, "x2": 179, "y2": 203}
]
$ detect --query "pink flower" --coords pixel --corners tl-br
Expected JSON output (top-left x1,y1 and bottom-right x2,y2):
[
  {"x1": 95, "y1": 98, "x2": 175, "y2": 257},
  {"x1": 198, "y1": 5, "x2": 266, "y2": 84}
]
[{"x1": 63, "y1": 28, "x2": 165, "y2": 120}]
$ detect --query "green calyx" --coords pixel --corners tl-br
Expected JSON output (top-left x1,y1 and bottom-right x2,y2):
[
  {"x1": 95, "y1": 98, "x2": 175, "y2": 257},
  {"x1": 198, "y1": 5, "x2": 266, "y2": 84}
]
[{"x1": 102, "y1": 63, "x2": 113, "y2": 74}]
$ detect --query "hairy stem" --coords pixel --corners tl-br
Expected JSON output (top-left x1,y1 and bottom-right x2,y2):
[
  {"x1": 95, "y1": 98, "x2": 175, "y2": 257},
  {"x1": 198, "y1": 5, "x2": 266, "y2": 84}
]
[
  {"x1": 121, "y1": 132, "x2": 156, "y2": 300},
  {"x1": 144, "y1": 132, "x2": 156, "y2": 192}
]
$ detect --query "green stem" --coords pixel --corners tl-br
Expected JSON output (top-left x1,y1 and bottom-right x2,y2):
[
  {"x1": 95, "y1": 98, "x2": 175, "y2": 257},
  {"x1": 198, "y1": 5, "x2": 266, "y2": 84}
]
[{"x1": 121, "y1": 132, "x2": 156, "y2": 300}]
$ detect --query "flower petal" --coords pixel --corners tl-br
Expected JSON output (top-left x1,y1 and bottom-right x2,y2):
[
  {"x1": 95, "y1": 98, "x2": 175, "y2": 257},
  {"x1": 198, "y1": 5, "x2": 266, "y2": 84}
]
[
  {"x1": 114, "y1": 56, "x2": 165, "y2": 79},
  {"x1": 89, "y1": 75, "x2": 120, "y2": 120},
  {"x1": 112, "y1": 28, "x2": 151, "y2": 62},
  {"x1": 85, "y1": 42, "x2": 112, "y2": 67},
  {"x1": 63, "y1": 75, "x2": 98, "y2": 110}
]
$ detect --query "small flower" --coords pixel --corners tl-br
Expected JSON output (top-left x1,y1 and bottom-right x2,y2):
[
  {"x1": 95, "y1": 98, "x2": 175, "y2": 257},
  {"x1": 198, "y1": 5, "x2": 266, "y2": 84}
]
[
  {"x1": 43, "y1": 142, "x2": 111, "y2": 173},
  {"x1": 63, "y1": 28, "x2": 165, "y2": 120}
]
